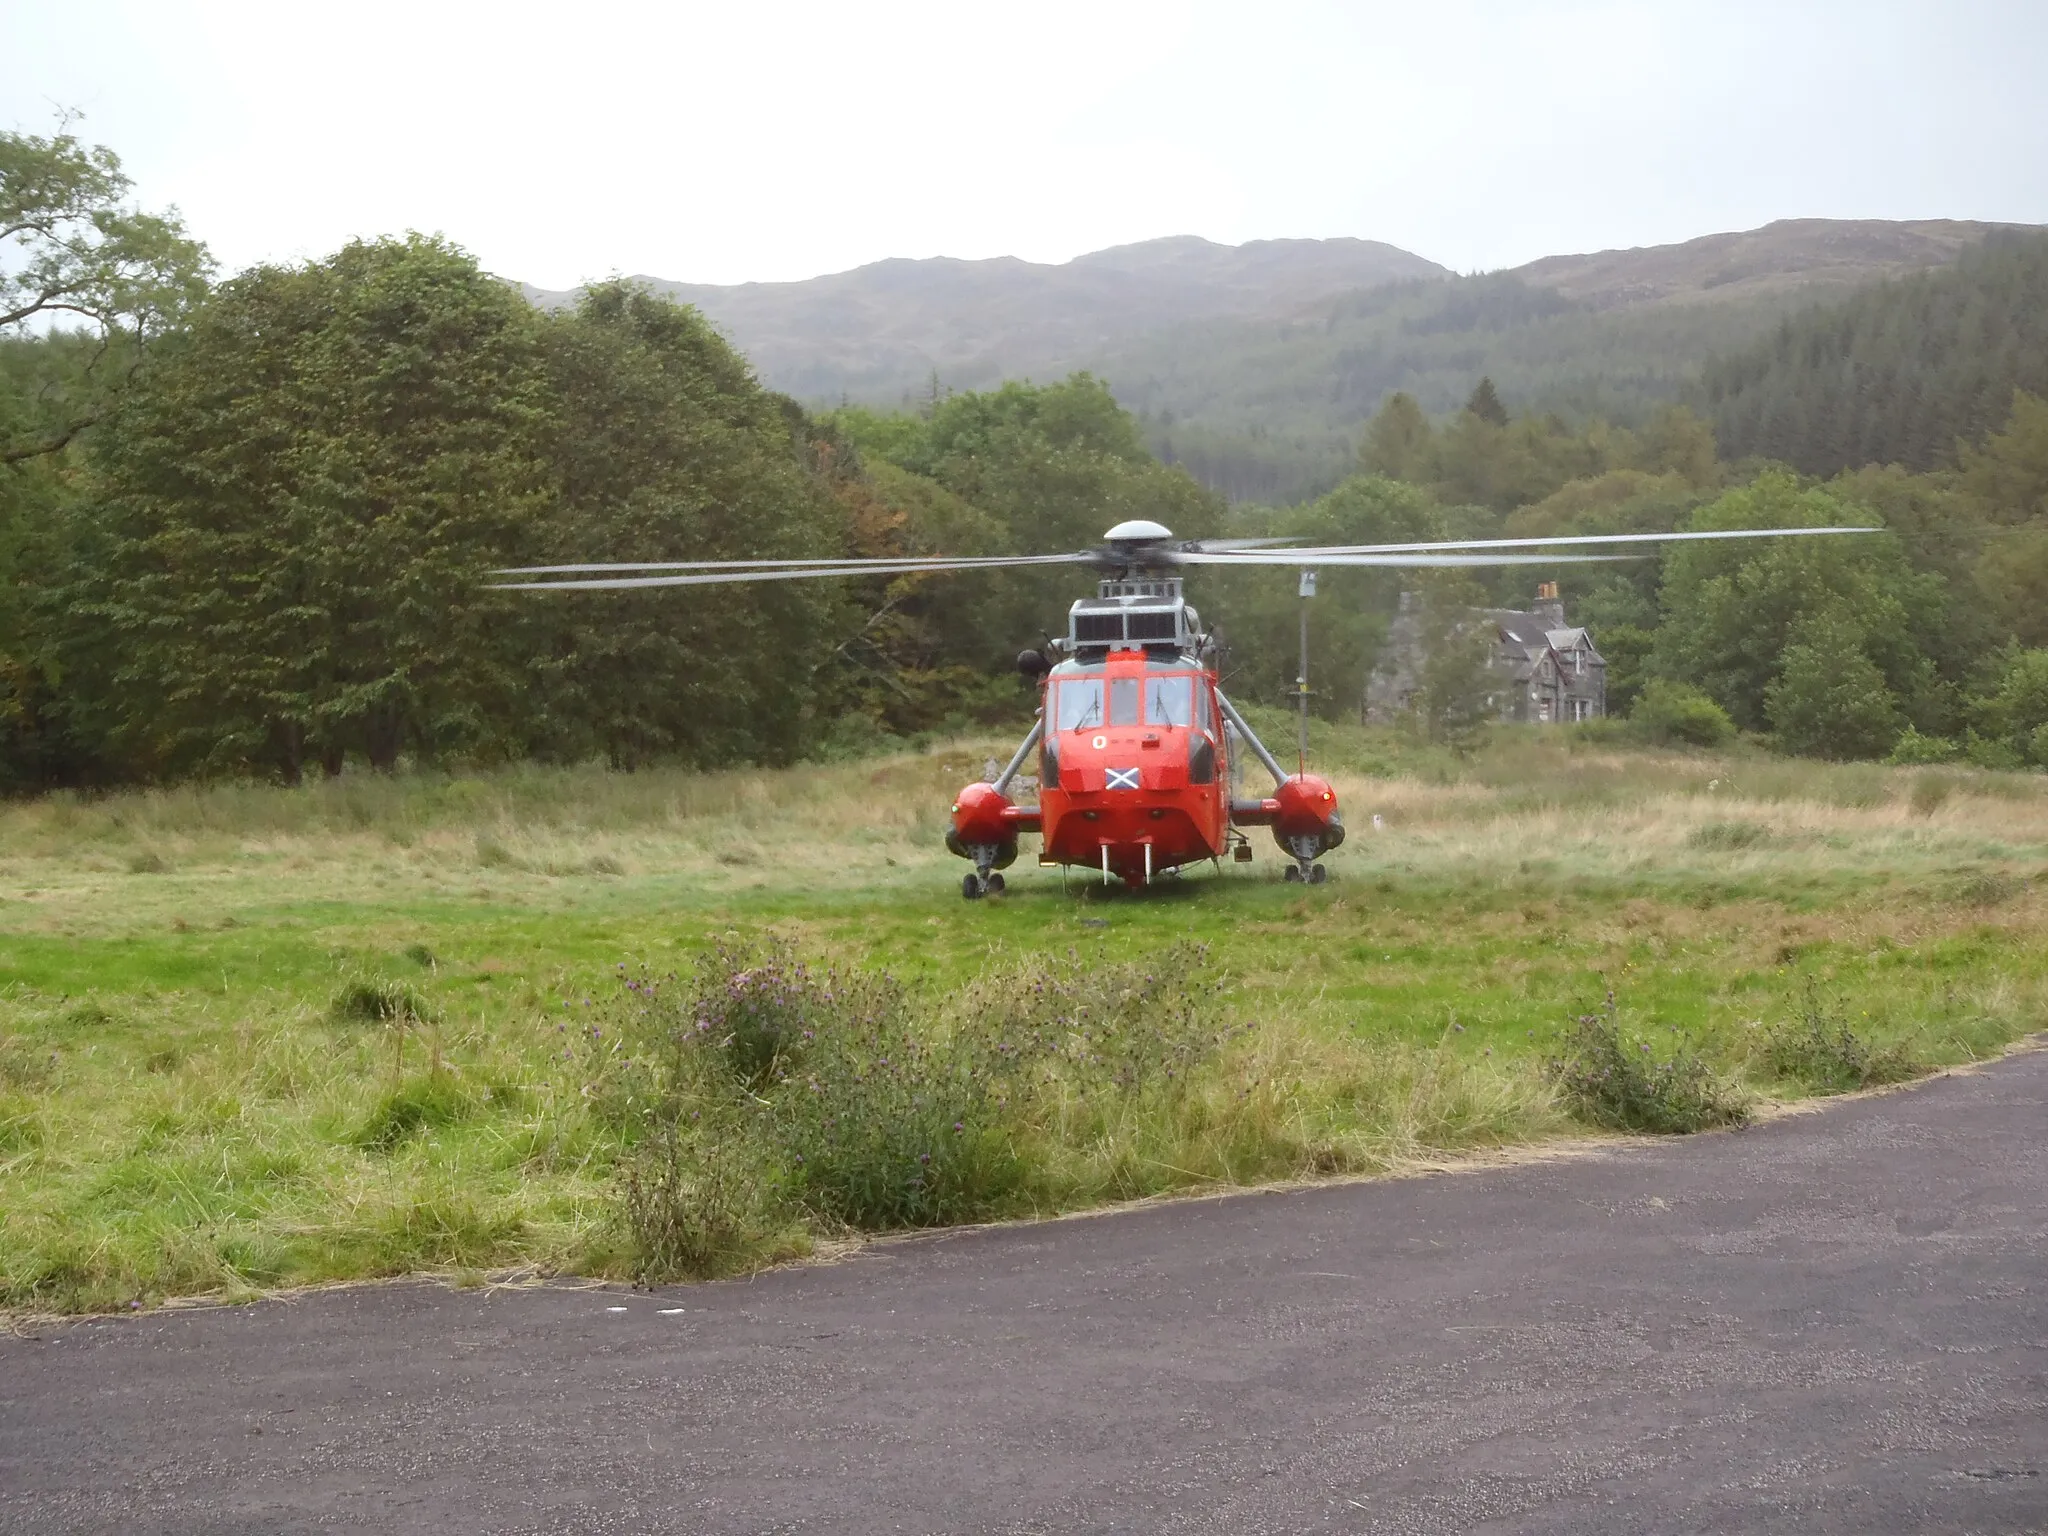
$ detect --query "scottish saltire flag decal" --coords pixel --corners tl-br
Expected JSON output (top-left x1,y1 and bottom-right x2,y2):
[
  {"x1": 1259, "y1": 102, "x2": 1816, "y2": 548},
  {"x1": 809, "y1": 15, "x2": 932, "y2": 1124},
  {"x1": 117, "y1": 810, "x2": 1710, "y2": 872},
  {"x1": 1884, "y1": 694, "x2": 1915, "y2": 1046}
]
[{"x1": 1106, "y1": 767, "x2": 1141, "y2": 790}]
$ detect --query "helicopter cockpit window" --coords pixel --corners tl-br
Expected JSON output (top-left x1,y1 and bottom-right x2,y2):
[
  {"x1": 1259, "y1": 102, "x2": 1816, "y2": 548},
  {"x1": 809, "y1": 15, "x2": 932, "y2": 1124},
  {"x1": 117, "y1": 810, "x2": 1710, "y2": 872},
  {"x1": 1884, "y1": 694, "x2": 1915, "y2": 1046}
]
[
  {"x1": 1109, "y1": 677, "x2": 1140, "y2": 727},
  {"x1": 1143, "y1": 675, "x2": 1194, "y2": 728},
  {"x1": 1055, "y1": 679, "x2": 1104, "y2": 732}
]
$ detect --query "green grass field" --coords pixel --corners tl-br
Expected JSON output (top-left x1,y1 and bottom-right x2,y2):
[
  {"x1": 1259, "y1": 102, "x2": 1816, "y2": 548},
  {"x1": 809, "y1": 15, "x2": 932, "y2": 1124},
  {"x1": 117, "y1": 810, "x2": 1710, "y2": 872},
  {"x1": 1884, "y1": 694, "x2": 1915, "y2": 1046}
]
[{"x1": 4, "y1": 723, "x2": 2045, "y2": 1314}]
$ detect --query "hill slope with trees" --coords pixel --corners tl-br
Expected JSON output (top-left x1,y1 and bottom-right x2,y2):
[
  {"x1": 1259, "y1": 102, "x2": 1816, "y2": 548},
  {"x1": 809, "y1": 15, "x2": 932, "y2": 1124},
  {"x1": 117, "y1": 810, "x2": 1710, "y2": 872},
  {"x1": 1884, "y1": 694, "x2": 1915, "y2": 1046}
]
[
  {"x1": 531, "y1": 220, "x2": 2032, "y2": 505},
  {"x1": 1704, "y1": 231, "x2": 2048, "y2": 475}
]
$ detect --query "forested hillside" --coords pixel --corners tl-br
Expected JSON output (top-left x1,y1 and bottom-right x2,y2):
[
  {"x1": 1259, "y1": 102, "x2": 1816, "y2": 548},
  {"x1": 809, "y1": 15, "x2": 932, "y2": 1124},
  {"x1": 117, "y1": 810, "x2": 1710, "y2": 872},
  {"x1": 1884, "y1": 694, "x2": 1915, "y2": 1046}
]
[
  {"x1": 1119, "y1": 275, "x2": 1796, "y2": 503},
  {"x1": 1705, "y1": 231, "x2": 2048, "y2": 475}
]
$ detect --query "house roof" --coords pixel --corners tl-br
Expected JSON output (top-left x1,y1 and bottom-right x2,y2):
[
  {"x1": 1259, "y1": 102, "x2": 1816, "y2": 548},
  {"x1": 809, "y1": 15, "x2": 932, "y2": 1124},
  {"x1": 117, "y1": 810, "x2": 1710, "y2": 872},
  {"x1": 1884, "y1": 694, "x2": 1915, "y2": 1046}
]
[
  {"x1": 1485, "y1": 610, "x2": 1557, "y2": 655},
  {"x1": 1547, "y1": 627, "x2": 1603, "y2": 661}
]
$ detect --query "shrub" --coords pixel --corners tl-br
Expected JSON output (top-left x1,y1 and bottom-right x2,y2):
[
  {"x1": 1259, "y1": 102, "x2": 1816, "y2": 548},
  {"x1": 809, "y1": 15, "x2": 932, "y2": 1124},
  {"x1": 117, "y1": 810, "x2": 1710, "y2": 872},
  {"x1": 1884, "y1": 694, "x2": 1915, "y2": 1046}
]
[
  {"x1": 1962, "y1": 730, "x2": 2024, "y2": 770},
  {"x1": 1632, "y1": 680, "x2": 1735, "y2": 748},
  {"x1": 1885, "y1": 727, "x2": 1961, "y2": 766},
  {"x1": 1546, "y1": 994, "x2": 1749, "y2": 1134},
  {"x1": 1761, "y1": 988, "x2": 1921, "y2": 1092},
  {"x1": 676, "y1": 937, "x2": 829, "y2": 1086},
  {"x1": 1764, "y1": 613, "x2": 1903, "y2": 761},
  {"x1": 598, "y1": 939, "x2": 1237, "y2": 1255}
]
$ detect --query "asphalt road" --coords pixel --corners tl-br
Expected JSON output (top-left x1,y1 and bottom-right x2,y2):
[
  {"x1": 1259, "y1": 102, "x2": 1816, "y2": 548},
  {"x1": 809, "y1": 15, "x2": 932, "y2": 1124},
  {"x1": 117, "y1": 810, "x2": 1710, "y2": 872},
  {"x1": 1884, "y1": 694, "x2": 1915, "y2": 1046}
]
[{"x1": 5, "y1": 1051, "x2": 2046, "y2": 1536}]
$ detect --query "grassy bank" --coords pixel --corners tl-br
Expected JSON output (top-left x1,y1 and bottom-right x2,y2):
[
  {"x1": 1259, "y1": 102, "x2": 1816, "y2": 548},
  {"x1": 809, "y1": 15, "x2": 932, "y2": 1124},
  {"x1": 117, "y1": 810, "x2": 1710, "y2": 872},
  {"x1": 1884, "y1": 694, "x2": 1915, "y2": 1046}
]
[{"x1": 3, "y1": 726, "x2": 2045, "y2": 1313}]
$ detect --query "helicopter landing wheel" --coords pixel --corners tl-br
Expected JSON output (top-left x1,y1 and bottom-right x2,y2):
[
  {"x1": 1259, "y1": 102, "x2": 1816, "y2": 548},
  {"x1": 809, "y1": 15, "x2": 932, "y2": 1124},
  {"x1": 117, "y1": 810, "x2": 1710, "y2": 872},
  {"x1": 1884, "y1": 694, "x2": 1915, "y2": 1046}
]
[
  {"x1": 1283, "y1": 865, "x2": 1303, "y2": 884},
  {"x1": 985, "y1": 872, "x2": 1006, "y2": 895},
  {"x1": 961, "y1": 873, "x2": 984, "y2": 900},
  {"x1": 1308, "y1": 863, "x2": 1328, "y2": 885}
]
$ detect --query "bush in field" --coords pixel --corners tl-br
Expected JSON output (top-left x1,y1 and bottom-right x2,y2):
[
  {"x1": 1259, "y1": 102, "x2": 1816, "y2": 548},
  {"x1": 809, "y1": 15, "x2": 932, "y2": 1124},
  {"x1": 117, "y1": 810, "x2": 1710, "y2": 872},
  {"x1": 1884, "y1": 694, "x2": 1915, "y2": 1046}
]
[
  {"x1": 1546, "y1": 994, "x2": 1749, "y2": 1134},
  {"x1": 1760, "y1": 988, "x2": 1921, "y2": 1093},
  {"x1": 598, "y1": 938, "x2": 1236, "y2": 1272},
  {"x1": 1631, "y1": 680, "x2": 1735, "y2": 748},
  {"x1": 1885, "y1": 726, "x2": 1961, "y2": 765},
  {"x1": 1765, "y1": 612, "x2": 1905, "y2": 761},
  {"x1": 766, "y1": 940, "x2": 1231, "y2": 1229}
]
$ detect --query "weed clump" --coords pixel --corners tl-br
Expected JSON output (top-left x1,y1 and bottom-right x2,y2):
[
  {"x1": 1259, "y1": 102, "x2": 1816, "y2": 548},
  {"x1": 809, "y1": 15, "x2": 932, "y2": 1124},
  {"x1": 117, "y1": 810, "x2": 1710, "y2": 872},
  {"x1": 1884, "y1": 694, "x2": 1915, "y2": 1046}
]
[
  {"x1": 1941, "y1": 868, "x2": 2024, "y2": 907},
  {"x1": 1547, "y1": 995, "x2": 1749, "y2": 1134},
  {"x1": 1761, "y1": 988, "x2": 1922, "y2": 1093},
  {"x1": 1687, "y1": 821, "x2": 1770, "y2": 851},
  {"x1": 474, "y1": 833, "x2": 519, "y2": 870},
  {"x1": 1907, "y1": 772, "x2": 1954, "y2": 816},
  {"x1": 1, "y1": 1036, "x2": 56, "y2": 1091},
  {"x1": 354, "y1": 1074, "x2": 476, "y2": 1150},
  {"x1": 330, "y1": 976, "x2": 434, "y2": 1025}
]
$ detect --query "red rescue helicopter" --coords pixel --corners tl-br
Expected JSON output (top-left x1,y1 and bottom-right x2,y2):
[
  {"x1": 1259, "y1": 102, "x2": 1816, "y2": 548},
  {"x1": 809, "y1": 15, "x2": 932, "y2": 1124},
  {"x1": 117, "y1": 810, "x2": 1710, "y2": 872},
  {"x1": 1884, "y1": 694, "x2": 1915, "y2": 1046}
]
[{"x1": 497, "y1": 518, "x2": 1867, "y2": 898}]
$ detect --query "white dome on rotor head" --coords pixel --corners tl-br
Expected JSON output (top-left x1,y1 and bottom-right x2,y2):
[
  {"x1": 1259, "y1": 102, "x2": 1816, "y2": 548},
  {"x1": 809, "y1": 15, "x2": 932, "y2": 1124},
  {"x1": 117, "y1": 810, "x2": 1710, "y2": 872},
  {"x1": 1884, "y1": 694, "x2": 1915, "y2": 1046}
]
[{"x1": 1103, "y1": 519, "x2": 1174, "y2": 542}]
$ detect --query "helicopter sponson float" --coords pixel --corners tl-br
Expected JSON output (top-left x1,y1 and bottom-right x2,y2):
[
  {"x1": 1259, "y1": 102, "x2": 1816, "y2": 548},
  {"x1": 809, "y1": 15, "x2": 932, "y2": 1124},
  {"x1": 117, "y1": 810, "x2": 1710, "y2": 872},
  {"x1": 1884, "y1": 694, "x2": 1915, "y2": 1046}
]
[{"x1": 494, "y1": 516, "x2": 1872, "y2": 898}]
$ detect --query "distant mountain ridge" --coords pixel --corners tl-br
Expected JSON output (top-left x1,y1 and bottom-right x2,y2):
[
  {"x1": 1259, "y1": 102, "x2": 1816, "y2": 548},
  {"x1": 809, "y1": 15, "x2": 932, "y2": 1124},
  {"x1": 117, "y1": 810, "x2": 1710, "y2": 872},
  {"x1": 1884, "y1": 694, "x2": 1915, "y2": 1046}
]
[
  {"x1": 523, "y1": 235, "x2": 1447, "y2": 401},
  {"x1": 525, "y1": 217, "x2": 2040, "y2": 502},
  {"x1": 1512, "y1": 218, "x2": 2031, "y2": 310}
]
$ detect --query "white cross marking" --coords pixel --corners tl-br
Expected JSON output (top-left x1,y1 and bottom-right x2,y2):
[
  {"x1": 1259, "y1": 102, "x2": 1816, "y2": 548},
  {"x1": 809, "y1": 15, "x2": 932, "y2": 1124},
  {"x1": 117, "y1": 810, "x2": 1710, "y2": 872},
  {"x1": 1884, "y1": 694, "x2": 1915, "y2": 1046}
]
[{"x1": 1106, "y1": 767, "x2": 1141, "y2": 790}]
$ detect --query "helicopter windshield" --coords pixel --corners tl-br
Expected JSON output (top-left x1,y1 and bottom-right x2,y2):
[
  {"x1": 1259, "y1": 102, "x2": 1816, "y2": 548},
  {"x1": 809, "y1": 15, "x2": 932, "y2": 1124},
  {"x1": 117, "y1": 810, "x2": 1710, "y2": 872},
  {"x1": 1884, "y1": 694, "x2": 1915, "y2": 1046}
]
[
  {"x1": 1109, "y1": 677, "x2": 1139, "y2": 727},
  {"x1": 1055, "y1": 679, "x2": 1104, "y2": 732},
  {"x1": 1144, "y1": 675, "x2": 1194, "y2": 728}
]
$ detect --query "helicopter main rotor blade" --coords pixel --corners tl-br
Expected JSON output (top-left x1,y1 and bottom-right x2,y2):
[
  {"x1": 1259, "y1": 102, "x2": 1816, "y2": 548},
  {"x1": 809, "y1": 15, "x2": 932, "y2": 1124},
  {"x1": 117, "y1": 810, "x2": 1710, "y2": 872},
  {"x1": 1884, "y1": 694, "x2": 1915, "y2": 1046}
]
[
  {"x1": 492, "y1": 554, "x2": 1097, "y2": 591},
  {"x1": 1171, "y1": 550, "x2": 1639, "y2": 568},
  {"x1": 1184, "y1": 525, "x2": 1880, "y2": 560},
  {"x1": 495, "y1": 552, "x2": 1088, "y2": 576}
]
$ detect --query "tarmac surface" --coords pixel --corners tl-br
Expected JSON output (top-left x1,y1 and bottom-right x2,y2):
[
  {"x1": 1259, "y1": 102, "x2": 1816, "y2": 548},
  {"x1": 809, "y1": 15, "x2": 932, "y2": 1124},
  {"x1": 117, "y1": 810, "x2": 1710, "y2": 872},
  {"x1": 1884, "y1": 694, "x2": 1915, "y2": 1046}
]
[{"x1": 4, "y1": 1048, "x2": 2045, "y2": 1535}]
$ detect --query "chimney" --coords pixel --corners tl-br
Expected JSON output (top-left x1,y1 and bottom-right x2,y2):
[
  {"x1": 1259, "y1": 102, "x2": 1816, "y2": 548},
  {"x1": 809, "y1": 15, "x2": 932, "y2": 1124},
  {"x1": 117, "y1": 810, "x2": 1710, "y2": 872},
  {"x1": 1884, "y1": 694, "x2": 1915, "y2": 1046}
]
[{"x1": 1532, "y1": 581, "x2": 1565, "y2": 629}]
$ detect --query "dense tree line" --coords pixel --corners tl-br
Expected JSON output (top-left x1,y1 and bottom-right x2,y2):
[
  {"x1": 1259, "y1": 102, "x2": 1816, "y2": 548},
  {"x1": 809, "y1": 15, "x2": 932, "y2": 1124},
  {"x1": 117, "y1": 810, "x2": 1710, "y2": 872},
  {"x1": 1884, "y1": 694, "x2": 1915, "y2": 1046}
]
[
  {"x1": 1319, "y1": 373, "x2": 2048, "y2": 764},
  {"x1": 1705, "y1": 232, "x2": 2048, "y2": 475},
  {"x1": 0, "y1": 122, "x2": 1223, "y2": 786}
]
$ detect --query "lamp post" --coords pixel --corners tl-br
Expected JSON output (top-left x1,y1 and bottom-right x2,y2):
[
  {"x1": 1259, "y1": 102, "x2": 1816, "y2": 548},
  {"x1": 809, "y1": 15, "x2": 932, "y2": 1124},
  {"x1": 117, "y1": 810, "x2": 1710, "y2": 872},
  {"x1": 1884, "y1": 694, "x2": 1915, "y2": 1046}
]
[{"x1": 1297, "y1": 567, "x2": 1316, "y2": 776}]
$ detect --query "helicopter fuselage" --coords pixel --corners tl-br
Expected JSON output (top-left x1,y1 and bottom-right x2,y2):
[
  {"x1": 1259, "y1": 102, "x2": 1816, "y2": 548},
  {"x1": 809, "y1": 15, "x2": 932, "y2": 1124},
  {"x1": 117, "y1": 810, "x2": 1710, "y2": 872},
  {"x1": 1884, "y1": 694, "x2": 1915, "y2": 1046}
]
[
  {"x1": 948, "y1": 643, "x2": 1343, "y2": 891},
  {"x1": 1034, "y1": 648, "x2": 1229, "y2": 882}
]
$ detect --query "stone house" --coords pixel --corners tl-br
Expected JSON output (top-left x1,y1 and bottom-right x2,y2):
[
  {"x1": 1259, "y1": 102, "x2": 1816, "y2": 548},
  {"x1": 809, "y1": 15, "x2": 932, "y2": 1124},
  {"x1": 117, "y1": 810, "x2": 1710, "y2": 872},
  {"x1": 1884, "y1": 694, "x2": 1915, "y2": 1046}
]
[{"x1": 1364, "y1": 583, "x2": 1607, "y2": 725}]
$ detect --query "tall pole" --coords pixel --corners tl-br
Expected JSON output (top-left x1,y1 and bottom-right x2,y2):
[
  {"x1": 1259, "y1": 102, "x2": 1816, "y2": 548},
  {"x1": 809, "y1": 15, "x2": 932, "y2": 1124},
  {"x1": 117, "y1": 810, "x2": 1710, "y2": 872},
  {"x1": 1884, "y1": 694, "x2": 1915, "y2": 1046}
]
[{"x1": 1297, "y1": 567, "x2": 1316, "y2": 777}]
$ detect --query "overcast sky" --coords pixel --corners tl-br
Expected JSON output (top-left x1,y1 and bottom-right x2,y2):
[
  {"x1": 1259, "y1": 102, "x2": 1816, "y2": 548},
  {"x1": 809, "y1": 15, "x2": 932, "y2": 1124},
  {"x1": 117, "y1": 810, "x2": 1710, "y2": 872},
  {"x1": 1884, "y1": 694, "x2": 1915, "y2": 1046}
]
[{"x1": 6, "y1": 0, "x2": 2045, "y2": 289}]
